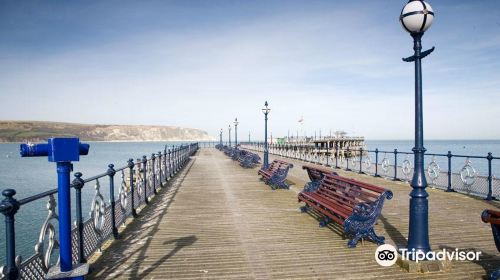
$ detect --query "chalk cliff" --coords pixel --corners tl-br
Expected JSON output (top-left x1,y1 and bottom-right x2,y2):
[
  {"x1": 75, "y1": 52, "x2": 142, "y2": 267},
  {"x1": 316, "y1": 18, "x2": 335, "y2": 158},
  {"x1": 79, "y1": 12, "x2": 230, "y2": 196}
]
[{"x1": 0, "y1": 121, "x2": 214, "y2": 142}]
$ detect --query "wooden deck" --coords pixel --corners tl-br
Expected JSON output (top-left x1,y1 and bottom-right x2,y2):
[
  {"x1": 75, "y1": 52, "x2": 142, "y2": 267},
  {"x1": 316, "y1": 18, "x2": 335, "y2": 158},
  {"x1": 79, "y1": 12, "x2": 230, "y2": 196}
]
[{"x1": 88, "y1": 148, "x2": 500, "y2": 279}]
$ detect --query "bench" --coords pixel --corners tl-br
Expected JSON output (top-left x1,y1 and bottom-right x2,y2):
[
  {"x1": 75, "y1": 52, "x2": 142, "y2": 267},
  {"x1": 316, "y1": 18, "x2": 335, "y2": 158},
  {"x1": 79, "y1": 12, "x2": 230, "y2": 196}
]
[
  {"x1": 231, "y1": 149, "x2": 243, "y2": 160},
  {"x1": 223, "y1": 146, "x2": 232, "y2": 156},
  {"x1": 258, "y1": 159, "x2": 294, "y2": 189},
  {"x1": 481, "y1": 209, "x2": 500, "y2": 280},
  {"x1": 298, "y1": 173, "x2": 392, "y2": 248},
  {"x1": 302, "y1": 164, "x2": 338, "y2": 192},
  {"x1": 239, "y1": 152, "x2": 260, "y2": 168}
]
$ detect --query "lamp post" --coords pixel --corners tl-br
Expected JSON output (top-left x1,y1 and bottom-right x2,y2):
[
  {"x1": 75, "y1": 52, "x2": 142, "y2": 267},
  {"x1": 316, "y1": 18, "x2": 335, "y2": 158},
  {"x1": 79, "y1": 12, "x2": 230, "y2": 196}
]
[
  {"x1": 234, "y1": 118, "x2": 239, "y2": 148},
  {"x1": 219, "y1": 128, "x2": 223, "y2": 146},
  {"x1": 228, "y1": 125, "x2": 232, "y2": 147},
  {"x1": 262, "y1": 101, "x2": 271, "y2": 168},
  {"x1": 400, "y1": 0, "x2": 435, "y2": 256}
]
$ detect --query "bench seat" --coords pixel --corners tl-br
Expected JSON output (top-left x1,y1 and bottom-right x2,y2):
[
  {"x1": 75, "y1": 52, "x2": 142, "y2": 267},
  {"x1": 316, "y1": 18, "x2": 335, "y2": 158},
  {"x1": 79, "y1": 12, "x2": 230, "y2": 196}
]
[{"x1": 298, "y1": 173, "x2": 392, "y2": 248}]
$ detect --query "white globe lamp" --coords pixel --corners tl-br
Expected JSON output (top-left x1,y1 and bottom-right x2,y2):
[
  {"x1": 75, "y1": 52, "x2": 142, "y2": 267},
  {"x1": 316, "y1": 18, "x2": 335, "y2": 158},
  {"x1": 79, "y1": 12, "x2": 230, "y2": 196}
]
[{"x1": 400, "y1": 0, "x2": 434, "y2": 34}]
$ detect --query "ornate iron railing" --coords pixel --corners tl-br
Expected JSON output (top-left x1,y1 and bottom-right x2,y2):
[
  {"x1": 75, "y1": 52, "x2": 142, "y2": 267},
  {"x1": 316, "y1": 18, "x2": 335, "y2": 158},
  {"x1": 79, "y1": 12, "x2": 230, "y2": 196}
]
[
  {"x1": 0, "y1": 143, "x2": 198, "y2": 280},
  {"x1": 242, "y1": 142, "x2": 500, "y2": 201}
]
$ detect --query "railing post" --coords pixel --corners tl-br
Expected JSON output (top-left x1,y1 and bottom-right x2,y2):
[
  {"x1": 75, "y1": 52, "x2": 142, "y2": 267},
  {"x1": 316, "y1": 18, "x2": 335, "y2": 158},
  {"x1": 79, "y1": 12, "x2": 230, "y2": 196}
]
[
  {"x1": 176, "y1": 146, "x2": 180, "y2": 170},
  {"x1": 0, "y1": 189, "x2": 20, "y2": 280},
  {"x1": 486, "y1": 152, "x2": 494, "y2": 201},
  {"x1": 359, "y1": 148, "x2": 363, "y2": 174},
  {"x1": 128, "y1": 159, "x2": 137, "y2": 217},
  {"x1": 174, "y1": 147, "x2": 178, "y2": 171},
  {"x1": 107, "y1": 164, "x2": 119, "y2": 239},
  {"x1": 346, "y1": 147, "x2": 350, "y2": 171},
  {"x1": 185, "y1": 145, "x2": 188, "y2": 162},
  {"x1": 151, "y1": 153, "x2": 157, "y2": 195},
  {"x1": 142, "y1": 155, "x2": 148, "y2": 204},
  {"x1": 158, "y1": 151, "x2": 163, "y2": 186},
  {"x1": 178, "y1": 146, "x2": 182, "y2": 167},
  {"x1": 173, "y1": 147, "x2": 177, "y2": 172},
  {"x1": 178, "y1": 146, "x2": 181, "y2": 169},
  {"x1": 445, "y1": 151, "x2": 454, "y2": 192},
  {"x1": 72, "y1": 173, "x2": 86, "y2": 262},
  {"x1": 168, "y1": 149, "x2": 172, "y2": 178},
  {"x1": 335, "y1": 144, "x2": 339, "y2": 169},
  {"x1": 170, "y1": 147, "x2": 174, "y2": 174},
  {"x1": 182, "y1": 146, "x2": 185, "y2": 165},
  {"x1": 375, "y1": 148, "x2": 380, "y2": 177},
  {"x1": 325, "y1": 144, "x2": 330, "y2": 167},
  {"x1": 182, "y1": 146, "x2": 185, "y2": 164},
  {"x1": 393, "y1": 149, "x2": 399, "y2": 181},
  {"x1": 182, "y1": 145, "x2": 185, "y2": 165}
]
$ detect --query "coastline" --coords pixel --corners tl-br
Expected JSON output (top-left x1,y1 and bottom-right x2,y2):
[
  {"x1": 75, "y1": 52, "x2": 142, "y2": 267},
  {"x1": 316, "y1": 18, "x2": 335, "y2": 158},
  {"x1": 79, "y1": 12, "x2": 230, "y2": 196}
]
[{"x1": 0, "y1": 139, "x2": 215, "y2": 144}]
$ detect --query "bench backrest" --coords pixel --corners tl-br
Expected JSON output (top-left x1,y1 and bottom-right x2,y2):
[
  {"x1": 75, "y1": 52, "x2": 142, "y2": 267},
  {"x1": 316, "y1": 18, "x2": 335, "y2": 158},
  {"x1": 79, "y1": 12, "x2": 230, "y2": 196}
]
[
  {"x1": 302, "y1": 165, "x2": 338, "y2": 182},
  {"x1": 317, "y1": 174, "x2": 388, "y2": 210},
  {"x1": 265, "y1": 159, "x2": 293, "y2": 172}
]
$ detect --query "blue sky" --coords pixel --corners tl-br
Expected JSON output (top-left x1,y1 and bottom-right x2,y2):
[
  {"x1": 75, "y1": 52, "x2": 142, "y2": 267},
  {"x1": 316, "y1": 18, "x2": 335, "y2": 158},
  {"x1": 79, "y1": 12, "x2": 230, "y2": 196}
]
[{"x1": 0, "y1": 0, "x2": 499, "y2": 140}]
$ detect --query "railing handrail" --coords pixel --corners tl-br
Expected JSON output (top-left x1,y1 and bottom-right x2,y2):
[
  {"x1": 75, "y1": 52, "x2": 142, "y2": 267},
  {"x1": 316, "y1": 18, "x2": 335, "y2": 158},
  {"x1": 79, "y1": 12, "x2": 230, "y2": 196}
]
[
  {"x1": 0, "y1": 142, "x2": 199, "y2": 280},
  {"x1": 241, "y1": 142, "x2": 499, "y2": 201}
]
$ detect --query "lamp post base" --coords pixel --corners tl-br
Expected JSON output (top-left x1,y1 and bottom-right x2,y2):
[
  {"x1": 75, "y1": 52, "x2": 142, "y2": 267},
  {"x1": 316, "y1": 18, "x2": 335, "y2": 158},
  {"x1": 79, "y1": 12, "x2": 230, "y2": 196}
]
[
  {"x1": 396, "y1": 253, "x2": 451, "y2": 273},
  {"x1": 46, "y1": 263, "x2": 89, "y2": 280}
]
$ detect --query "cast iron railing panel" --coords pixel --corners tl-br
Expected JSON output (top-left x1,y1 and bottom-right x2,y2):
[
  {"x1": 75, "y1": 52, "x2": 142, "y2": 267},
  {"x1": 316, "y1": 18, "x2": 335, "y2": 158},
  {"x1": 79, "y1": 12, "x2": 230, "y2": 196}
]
[
  {"x1": 241, "y1": 143, "x2": 499, "y2": 201},
  {"x1": 0, "y1": 143, "x2": 199, "y2": 280}
]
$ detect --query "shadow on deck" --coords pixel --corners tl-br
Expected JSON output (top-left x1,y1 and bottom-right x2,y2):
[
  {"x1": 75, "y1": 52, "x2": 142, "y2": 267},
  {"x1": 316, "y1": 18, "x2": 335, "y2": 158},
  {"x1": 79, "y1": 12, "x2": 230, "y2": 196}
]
[{"x1": 88, "y1": 148, "x2": 499, "y2": 279}]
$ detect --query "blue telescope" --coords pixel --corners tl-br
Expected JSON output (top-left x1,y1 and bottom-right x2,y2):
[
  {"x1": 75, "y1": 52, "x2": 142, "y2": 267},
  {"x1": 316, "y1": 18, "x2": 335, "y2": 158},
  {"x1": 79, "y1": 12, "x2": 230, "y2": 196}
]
[
  {"x1": 20, "y1": 138, "x2": 89, "y2": 280},
  {"x1": 20, "y1": 138, "x2": 89, "y2": 161}
]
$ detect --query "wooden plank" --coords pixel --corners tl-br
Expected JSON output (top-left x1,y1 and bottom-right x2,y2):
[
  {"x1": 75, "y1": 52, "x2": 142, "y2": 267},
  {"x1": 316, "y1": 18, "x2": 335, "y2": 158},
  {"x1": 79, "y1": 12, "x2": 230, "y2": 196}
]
[{"x1": 88, "y1": 148, "x2": 498, "y2": 279}]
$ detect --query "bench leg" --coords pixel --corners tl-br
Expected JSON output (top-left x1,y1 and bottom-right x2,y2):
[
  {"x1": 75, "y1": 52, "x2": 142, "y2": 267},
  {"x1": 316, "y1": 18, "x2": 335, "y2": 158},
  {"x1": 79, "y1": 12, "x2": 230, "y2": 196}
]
[
  {"x1": 277, "y1": 181, "x2": 289, "y2": 189},
  {"x1": 347, "y1": 233, "x2": 364, "y2": 248},
  {"x1": 319, "y1": 217, "x2": 331, "y2": 228},
  {"x1": 319, "y1": 219, "x2": 327, "y2": 227},
  {"x1": 300, "y1": 204, "x2": 309, "y2": 213},
  {"x1": 347, "y1": 228, "x2": 385, "y2": 248},
  {"x1": 367, "y1": 228, "x2": 385, "y2": 245}
]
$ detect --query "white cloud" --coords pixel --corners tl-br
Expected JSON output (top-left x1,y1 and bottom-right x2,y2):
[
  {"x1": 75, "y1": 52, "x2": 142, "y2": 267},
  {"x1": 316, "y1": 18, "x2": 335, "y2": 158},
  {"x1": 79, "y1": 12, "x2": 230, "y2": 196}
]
[{"x1": 0, "y1": 2, "x2": 499, "y2": 140}]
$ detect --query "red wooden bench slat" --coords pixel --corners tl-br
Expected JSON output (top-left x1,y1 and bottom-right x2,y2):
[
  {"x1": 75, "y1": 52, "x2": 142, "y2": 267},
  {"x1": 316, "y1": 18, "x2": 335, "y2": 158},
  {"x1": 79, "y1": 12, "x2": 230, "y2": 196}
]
[
  {"x1": 317, "y1": 188, "x2": 357, "y2": 212},
  {"x1": 298, "y1": 194, "x2": 347, "y2": 225},
  {"x1": 310, "y1": 193, "x2": 352, "y2": 218},
  {"x1": 299, "y1": 173, "x2": 389, "y2": 225},
  {"x1": 323, "y1": 176, "x2": 380, "y2": 200},
  {"x1": 321, "y1": 182, "x2": 376, "y2": 205}
]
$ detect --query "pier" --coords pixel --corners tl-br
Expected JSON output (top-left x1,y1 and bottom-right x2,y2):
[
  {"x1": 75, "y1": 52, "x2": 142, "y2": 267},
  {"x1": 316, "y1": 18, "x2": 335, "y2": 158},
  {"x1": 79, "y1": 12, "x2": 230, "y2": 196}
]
[
  {"x1": 2, "y1": 0, "x2": 500, "y2": 279},
  {"x1": 15, "y1": 147, "x2": 494, "y2": 279},
  {"x1": 1, "y1": 143, "x2": 499, "y2": 279}
]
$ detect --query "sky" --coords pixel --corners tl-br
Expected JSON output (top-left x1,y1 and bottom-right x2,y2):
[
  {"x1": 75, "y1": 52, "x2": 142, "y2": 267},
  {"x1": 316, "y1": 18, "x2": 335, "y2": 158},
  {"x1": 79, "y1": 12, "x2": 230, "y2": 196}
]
[{"x1": 0, "y1": 0, "x2": 499, "y2": 140}]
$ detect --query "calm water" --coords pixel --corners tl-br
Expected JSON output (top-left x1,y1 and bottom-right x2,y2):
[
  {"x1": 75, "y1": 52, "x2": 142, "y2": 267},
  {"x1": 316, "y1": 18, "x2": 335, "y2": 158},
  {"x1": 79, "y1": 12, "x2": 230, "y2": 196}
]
[
  {"x1": 0, "y1": 140, "x2": 499, "y2": 265},
  {"x1": 365, "y1": 140, "x2": 500, "y2": 176},
  {"x1": 0, "y1": 141, "x2": 188, "y2": 265}
]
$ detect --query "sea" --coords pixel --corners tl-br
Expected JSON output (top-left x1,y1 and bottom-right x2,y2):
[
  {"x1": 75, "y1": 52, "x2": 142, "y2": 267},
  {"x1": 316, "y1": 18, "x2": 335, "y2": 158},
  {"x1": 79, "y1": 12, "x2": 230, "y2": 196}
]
[{"x1": 0, "y1": 140, "x2": 499, "y2": 265}]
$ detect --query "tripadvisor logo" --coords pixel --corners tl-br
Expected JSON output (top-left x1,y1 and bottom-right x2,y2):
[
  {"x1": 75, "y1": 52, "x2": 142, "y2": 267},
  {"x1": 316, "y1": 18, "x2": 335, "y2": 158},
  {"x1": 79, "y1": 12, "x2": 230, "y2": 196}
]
[
  {"x1": 375, "y1": 244, "x2": 482, "y2": 266},
  {"x1": 375, "y1": 244, "x2": 398, "y2": 267}
]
